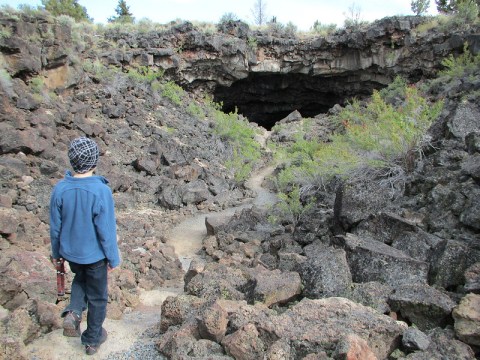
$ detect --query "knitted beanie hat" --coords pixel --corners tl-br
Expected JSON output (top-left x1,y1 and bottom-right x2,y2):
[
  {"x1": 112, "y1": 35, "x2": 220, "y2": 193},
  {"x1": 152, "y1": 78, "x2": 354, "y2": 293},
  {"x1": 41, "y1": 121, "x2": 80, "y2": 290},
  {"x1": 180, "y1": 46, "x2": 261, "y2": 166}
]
[{"x1": 68, "y1": 137, "x2": 99, "y2": 174}]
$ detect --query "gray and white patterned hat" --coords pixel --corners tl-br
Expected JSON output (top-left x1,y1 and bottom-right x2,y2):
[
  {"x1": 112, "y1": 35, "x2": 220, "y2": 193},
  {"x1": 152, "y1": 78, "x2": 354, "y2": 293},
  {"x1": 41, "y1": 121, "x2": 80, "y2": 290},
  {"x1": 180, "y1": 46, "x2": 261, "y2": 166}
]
[{"x1": 68, "y1": 137, "x2": 99, "y2": 174}]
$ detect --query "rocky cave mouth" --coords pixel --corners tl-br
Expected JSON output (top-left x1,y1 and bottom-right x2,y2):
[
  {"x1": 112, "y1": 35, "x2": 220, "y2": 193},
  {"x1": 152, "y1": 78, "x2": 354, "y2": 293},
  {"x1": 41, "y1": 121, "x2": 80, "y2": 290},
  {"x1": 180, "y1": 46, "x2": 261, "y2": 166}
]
[{"x1": 214, "y1": 71, "x2": 389, "y2": 130}]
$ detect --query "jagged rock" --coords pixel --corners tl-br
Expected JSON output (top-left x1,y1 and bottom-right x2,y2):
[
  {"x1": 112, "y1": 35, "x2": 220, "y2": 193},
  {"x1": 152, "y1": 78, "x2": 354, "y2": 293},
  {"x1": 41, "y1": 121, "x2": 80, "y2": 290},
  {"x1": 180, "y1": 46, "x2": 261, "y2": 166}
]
[
  {"x1": 185, "y1": 263, "x2": 253, "y2": 302},
  {"x1": 447, "y1": 102, "x2": 480, "y2": 140},
  {"x1": 0, "y1": 275, "x2": 25, "y2": 311},
  {"x1": 156, "y1": 319, "x2": 200, "y2": 358},
  {"x1": 461, "y1": 153, "x2": 480, "y2": 183},
  {"x1": 206, "y1": 215, "x2": 229, "y2": 235},
  {"x1": 159, "y1": 295, "x2": 207, "y2": 333},
  {"x1": 354, "y1": 212, "x2": 443, "y2": 262},
  {"x1": 198, "y1": 301, "x2": 229, "y2": 343},
  {"x1": 299, "y1": 242, "x2": 352, "y2": 299},
  {"x1": 334, "y1": 180, "x2": 394, "y2": 230},
  {"x1": 277, "y1": 252, "x2": 306, "y2": 272},
  {"x1": 0, "y1": 123, "x2": 50, "y2": 155},
  {"x1": 222, "y1": 207, "x2": 267, "y2": 233},
  {"x1": 157, "y1": 184, "x2": 182, "y2": 210},
  {"x1": 388, "y1": 284, "x2": 456, "y2": 331},
  {"x1": 0, "y1": 335, "x2": 27, "y2": 360},
  {"x1": 0, "y1": 208, "x2": 19, "y2": 234},
  {"x1": 402, "y1": 327, "x2": 430, "y2": 352},
  {"x1": 459, "y1": 183, "x2": 480, "y2": 231},
  {"x1": 464, "y1": 263, "x2": 480, "y2": 293},
  {"x1": 348, "y1": 281, "x2": 393, "y2": 314},
  {"x1": 465, "y1": 131, "x2": 480, "y2": 154},
  {"x1": 402, "y1": 328, "x2": 475, "y2": 359},
  {"x1": 181, "y1": 179, "x2": 211, "y2": 205},
  {"x1": 252, "y1": 267, "x2": 301, "y2": 307},
  {"x1": 265, "y1": 340, "x2": 291, "y2": 360},
  {"x1": 430, "y1": 239, "x2": 480, "y2": 289},
  {"x1": 184, "y1": 257, "x2": 206, "y2": 289},
  {"x1": 270, "y1": 297, "x2": 406, "y2": 359},
  {"x1": 334, "y1": 233, "x2": 429, "y2": 286},
  {"x1": 168, "y1": 163, "x2": 202, "y2": 182},
  {"x1": 217, "y1": 20, "x2": 250, "y2": 39},
  {"x1": 332, "y1": 333, "x2": 377, "y2": 360},
  {"x1": 222, "y1": 323, "x2": 265, "y2": 360},
  {"x1": 453, "y1": 293, "x2": 480, "y2": 347},
  {"x1": 132, "y1": 156, "x2": 159, "y2": 175}
]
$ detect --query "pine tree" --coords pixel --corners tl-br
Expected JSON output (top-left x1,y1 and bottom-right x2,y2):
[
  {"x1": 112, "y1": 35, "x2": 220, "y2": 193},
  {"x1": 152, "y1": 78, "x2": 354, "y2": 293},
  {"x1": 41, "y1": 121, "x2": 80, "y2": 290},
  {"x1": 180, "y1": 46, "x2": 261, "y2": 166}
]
[
  {"x1": 411, "y1": 0, "x2": 430, "y2": 15},
  {"x1": 108, "y1": 0, "x2": 134, "y2": 24},
  {"x1": 436, "y1": 0, "x2": 480, "y2": 13},
  {"x1": 41, "y1": 0, "x2": 91, "y2": 22}
]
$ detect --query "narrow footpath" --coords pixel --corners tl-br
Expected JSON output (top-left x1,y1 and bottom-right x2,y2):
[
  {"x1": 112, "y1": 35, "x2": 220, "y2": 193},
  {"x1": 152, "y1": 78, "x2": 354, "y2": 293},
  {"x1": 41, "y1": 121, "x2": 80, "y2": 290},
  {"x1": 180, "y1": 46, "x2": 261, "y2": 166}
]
[{"x1": 25, "y1": 163, "x2": 276, "y2": 360}]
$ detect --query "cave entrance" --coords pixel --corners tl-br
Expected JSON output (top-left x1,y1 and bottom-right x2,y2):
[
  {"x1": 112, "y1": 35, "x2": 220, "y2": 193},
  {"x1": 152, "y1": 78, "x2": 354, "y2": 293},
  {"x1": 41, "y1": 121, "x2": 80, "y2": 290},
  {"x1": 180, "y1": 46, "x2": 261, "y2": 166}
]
[{"x1": 213, "y1": 72, "x2": 387, "y2": 130}]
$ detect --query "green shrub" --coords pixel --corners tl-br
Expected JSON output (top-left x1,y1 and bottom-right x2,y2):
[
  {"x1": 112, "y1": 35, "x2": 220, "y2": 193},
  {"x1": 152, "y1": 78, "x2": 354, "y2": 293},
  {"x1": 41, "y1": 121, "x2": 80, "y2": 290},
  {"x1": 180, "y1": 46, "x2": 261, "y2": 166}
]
[
  {"x1": 275, "y1": 82, "x2": 443, "y2": 193},
  {"x1": 161, "y1": 81, "x2": 184, "y2": 105},
  {"x1": 30, "y1": 76, "x2": 45, "y2": 94},
  {"x1": 127, "y1": 66, "x2": 162, "y2": 84},
  {"x1": 187, "y1": 102, "x2": 205, "y2": 119},
  {"x1": 311, "y1": 20, "x2": 337, "y2": 36},
  {"x1": 210, "y1": 106, "x2": 261, "y2": 184},
  {"x1": 439, "y1": 42, "x2": 480, "y2": 78},
  {"x1": 0, "y1": 26, "x2": 12, "y2": 39},
  {"x1": 268, "y1": 185, "x2": 316, "y2": 231}
]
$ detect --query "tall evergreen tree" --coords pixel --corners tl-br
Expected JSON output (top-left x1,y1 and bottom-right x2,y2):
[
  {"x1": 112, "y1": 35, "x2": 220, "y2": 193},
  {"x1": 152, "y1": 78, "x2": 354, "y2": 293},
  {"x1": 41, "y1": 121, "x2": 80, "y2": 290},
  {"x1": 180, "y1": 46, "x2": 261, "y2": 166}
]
[
  {"x1": 108, "y1": 0, "x2": 134, "y2": 24},
  {"x1": 41, "y1": 0, "x2": 91, "y2": 21}
]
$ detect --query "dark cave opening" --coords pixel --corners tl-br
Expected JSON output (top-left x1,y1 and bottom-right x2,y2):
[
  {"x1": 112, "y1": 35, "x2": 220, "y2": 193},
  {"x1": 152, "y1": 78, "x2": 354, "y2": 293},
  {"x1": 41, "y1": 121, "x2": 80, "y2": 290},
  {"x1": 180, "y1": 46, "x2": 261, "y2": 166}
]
[{"x1": 213, "y1": 72, "x2": 389, "y2": 130}]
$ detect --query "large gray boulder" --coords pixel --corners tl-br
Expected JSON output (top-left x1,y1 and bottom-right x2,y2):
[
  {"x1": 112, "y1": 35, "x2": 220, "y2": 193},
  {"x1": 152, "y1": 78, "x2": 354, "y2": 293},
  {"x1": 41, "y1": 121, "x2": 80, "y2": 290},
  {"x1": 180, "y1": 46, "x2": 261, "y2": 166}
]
[
  {"x1": 388, "y1": 284, "x2": 456, "y2": 331},
  {"x1": 402, "y1": 328, "x2": 475, "y2": 360},
  {"x1": 348, "y1": 281, "x2": 393, "y2": 314},
  {"x1": 252, "y1": 267, "x2": 301, "y2": 307},
  {"x1": 354, "y1": 212, "x2": 444, "y2": 262},
  {"x1": 464, "y1": 262, "x2": 480, "y2": 293},
  {"x1": 299, "y1": 242, "x2": 352, "y2": 299},
  {"x1": 185, "y1": 263, "x2": 253, "y2": 302},
  {"x1": 334, "y1": 233, "x2": 429, "y2": 286},
  {"x1": 269, "y1": 297, "x2": 406, "y2": 359},
  {"x1": 430, "y1": 239, "x2": 480, "y2": 289}
]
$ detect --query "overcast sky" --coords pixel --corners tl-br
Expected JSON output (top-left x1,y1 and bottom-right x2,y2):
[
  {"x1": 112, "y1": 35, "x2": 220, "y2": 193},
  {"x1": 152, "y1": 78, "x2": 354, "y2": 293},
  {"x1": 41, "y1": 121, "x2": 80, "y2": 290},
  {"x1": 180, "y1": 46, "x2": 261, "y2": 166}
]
[{"x1": 1, "y1": 0, "x2": 438, "y2": 31}]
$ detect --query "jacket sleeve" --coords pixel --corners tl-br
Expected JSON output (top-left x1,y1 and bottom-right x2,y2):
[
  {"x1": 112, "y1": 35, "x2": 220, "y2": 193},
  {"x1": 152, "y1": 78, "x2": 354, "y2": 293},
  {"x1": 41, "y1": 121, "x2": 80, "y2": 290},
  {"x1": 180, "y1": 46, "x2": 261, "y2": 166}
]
[
  {"x1": 49, "y1": 188, "x2": 62, "y2": 259},
  {"x1": 94, "y1": 187, "x2": 121, "y2": 268}
]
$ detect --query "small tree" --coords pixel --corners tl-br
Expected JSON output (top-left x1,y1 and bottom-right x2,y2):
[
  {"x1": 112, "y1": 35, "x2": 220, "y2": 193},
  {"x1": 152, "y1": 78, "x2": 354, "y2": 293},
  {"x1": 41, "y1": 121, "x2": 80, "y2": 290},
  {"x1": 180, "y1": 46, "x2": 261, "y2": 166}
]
[
  {"x1": 411, "y1": 0, "x2": 431, "y2": 15},
  {"x1": 312, "y1": 20, "x2": 337, "y2": 35},
  {"x1": 251, "y1": 0, "x2": 268, "y2": 26},
  {"x1": 108, "y1": 0, "x2": 134, "y2": 24},
  {"x1": 219, "y1": 12, "x2": 239, "y2": 24},
  {"x1": 343, "y1": 2, "x2": 367, "y2": 28},
  {"x1": 41, "y1": 0, "x2": 91, "y2": 22}
]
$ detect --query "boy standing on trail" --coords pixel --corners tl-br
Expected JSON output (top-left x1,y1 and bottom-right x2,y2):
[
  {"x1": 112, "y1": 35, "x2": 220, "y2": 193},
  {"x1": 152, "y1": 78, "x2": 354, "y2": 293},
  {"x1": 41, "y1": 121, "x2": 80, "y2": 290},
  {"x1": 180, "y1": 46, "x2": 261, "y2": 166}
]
[{"x1": 49, "y1": 136, "x2": 120, "y2": 356}]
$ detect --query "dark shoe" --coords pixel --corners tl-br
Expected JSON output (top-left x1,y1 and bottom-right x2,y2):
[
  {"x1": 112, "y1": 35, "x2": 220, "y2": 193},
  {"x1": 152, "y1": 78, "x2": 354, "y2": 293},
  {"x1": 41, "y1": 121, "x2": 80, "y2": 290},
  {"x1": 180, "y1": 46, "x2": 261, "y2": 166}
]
[
  {"x1": 85, "y1": 327, "x2": 108, "y2": 356},
  {"x1": 62, "y1": 311, "x2": 81, "y2": 337}
]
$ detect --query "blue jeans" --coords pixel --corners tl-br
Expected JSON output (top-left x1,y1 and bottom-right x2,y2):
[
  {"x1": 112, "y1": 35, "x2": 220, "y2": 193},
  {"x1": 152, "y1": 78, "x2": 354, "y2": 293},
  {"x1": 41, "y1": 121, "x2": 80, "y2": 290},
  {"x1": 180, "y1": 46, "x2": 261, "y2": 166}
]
[{"x1": 62, "y1": 259, "x2": 108, "y2": 346}]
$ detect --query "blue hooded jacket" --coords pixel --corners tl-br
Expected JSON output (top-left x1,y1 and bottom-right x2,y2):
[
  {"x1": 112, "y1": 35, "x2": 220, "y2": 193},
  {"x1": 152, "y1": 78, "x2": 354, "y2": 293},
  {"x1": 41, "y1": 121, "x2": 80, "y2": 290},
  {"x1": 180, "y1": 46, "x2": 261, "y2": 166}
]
[{"x1": 50, "y1": 171, "x2": 120, "y2": 268}]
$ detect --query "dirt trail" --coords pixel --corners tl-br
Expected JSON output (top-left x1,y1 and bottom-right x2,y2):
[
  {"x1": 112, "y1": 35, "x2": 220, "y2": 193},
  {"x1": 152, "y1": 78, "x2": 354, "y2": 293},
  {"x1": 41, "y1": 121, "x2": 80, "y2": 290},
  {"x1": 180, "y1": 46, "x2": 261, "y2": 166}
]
[{"x1": 26, "y1": 158, "x2": 276, "y2": 360}]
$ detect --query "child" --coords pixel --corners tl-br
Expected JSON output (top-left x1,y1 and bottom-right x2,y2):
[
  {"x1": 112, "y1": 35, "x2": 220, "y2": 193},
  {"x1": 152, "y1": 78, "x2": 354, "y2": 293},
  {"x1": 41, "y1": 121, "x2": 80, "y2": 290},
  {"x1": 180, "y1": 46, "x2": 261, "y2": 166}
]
[{"x1": 50, "y1": 136, "x2": 120, "y2": 355}]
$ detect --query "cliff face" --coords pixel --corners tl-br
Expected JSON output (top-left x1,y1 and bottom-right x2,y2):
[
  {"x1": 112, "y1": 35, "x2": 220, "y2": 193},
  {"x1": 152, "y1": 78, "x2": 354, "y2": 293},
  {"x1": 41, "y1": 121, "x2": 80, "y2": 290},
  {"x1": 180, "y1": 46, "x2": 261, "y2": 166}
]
[
  {"x1": 2, "y1": 14, "x2": 479, "y2": 128},
  {"x1": 101, "y1": 17, "x2": 479, "y2": 128}
]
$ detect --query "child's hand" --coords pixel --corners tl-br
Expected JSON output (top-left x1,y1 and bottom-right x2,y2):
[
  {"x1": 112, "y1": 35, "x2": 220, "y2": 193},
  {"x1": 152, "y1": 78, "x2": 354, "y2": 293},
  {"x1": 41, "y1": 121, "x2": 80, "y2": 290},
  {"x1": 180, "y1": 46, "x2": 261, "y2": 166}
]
[{"x1": 108, "y1": 264, "x2": 115, "y2": 272}]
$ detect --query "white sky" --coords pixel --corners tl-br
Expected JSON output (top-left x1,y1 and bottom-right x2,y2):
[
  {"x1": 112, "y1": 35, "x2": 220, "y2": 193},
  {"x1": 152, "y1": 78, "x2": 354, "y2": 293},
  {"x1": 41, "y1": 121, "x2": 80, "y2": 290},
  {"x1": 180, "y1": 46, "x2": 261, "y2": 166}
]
[{"x1": 1, "y1": 0, "x2": 438, "y2": 31}]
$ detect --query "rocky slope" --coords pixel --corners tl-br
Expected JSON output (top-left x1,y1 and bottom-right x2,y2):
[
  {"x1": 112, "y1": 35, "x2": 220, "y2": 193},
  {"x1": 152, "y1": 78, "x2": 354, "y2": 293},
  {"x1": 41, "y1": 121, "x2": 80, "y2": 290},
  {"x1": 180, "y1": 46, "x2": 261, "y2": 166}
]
[{"x1": 0, "y1": 9, "x2": 479, "y2": 360}]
